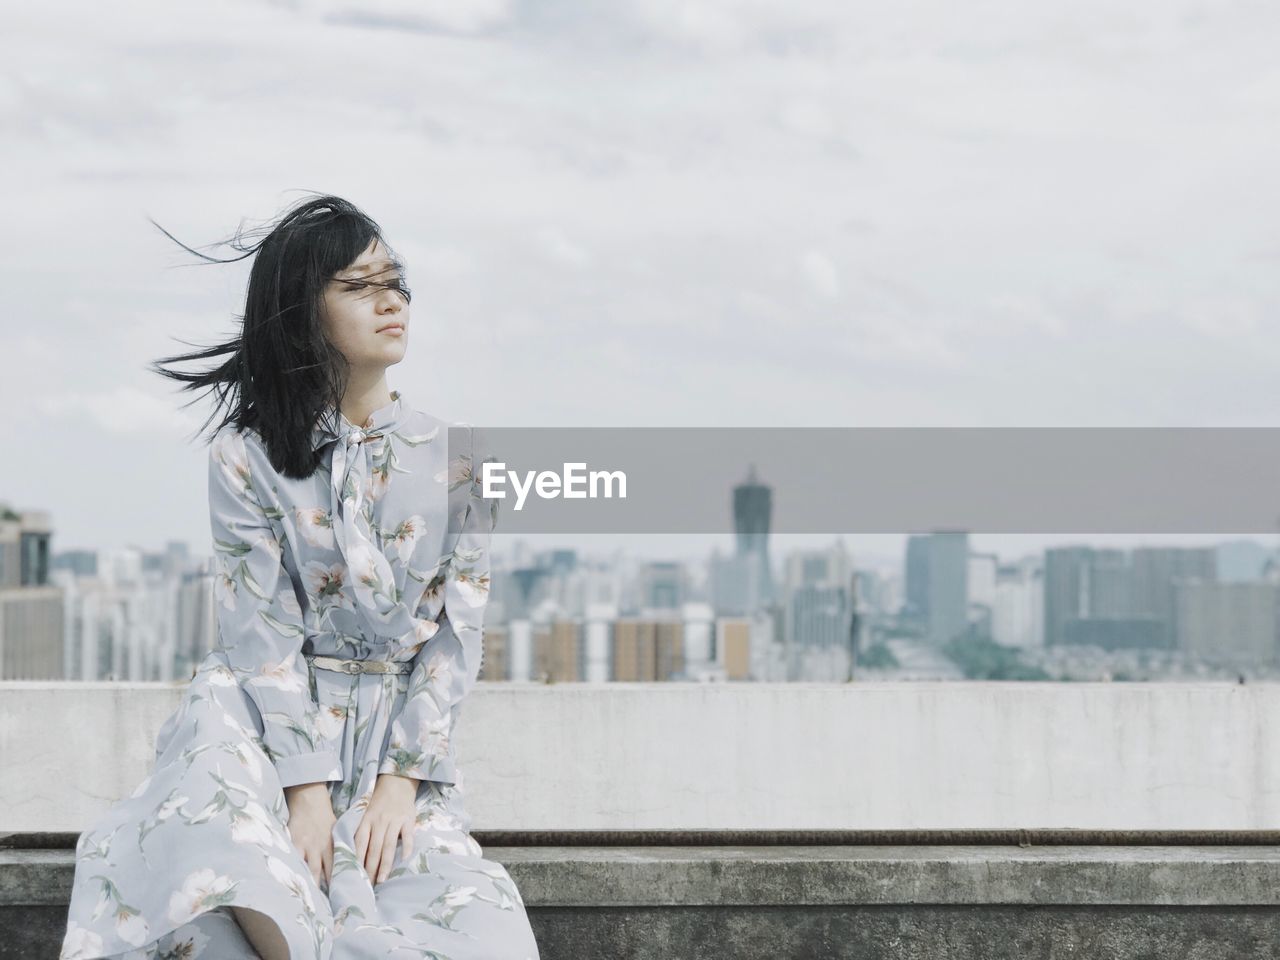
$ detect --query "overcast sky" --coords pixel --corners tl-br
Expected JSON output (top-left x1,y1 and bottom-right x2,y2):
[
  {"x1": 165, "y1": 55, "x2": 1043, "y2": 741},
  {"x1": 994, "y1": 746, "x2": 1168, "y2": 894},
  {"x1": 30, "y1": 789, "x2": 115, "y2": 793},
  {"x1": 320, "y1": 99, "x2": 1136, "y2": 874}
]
[{"x1": 2, "y1": 1, "x2": 1278, "y2": 568}]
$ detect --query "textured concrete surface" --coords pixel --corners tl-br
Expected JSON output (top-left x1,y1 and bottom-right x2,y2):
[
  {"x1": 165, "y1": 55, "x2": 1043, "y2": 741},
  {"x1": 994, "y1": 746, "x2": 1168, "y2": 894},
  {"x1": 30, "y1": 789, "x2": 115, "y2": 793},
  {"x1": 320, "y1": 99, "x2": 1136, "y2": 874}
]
[
  {"x1": 8, "y1": 845, "x2": 1280, "y2": 958},
  {"x1": 7, "y1": 680, "x2": 1280, "y2": 833}
]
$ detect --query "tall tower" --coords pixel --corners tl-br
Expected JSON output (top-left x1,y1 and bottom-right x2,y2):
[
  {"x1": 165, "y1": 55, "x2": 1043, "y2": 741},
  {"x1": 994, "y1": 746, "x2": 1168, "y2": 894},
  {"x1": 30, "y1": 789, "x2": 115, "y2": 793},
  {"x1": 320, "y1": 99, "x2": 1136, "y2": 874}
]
[{"x1": 733, "y1": 464, "x2": 775, "y2": 610}]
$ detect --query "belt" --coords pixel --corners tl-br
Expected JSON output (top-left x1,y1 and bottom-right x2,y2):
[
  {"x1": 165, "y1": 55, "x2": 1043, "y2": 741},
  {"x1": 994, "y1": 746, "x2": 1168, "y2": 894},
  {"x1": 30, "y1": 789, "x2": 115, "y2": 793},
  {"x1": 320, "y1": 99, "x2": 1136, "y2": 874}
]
[{"x1": 304, "y1": 654, "x2": 414, "y2": 676}]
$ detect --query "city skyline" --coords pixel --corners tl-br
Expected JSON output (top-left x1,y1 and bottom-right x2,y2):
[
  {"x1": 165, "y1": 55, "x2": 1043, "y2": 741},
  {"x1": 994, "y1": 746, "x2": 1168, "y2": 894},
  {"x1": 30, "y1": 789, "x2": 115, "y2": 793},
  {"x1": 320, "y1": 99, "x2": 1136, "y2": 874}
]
[{"x1": 4, "y1": 1, "x2": 1280, "y2": 556}]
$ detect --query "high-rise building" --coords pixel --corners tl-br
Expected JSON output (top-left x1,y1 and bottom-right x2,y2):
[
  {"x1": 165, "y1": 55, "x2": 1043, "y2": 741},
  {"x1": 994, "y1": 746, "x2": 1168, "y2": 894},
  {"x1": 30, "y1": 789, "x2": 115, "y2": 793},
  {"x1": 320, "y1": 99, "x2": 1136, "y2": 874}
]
[
  {"x1": 1045, "y1": 545, "x2": 1212, "y2": 651},
  {"x1": 640, "y1": 562, "x2": 685, "y2": 611},
  {"x1": 1176, "y1": 580, "x2": 1280, "y2": 665},
  {"x1": 782, "y1": 541, "x2": 855, "y2": 680},
  {"x1": 904, "y1": 535, "x2": 930, "y2": 625},
  {"x1": 532, "y1": 618, "x2": 581, "y2": 682},
  {"x1": 612, "y1": 616, "x2": 685, "y2": 681},
  {"x1": 1131, "y1": 547, "x2": 1217, "y2": 648},
  {"x1": 715, "y1": 617, "x2": 751, "y2": 680},
  {"x1": 904, "y1": 531, "x2": 969, "y2": 646},
  {"x1": 0, "y1": 503, "x2": 63, "y2": 679},
  {"x1": 991, "y1": 556, "x2": 1044, "y2": 650},
  {"x1": 721, "y1": 464, "x2": 775, "y2": 614}
]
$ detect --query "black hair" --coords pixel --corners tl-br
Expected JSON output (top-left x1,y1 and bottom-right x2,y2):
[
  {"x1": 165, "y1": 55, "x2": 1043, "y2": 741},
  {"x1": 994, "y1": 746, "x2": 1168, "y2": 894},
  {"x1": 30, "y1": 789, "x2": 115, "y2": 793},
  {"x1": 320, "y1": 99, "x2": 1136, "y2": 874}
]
[{"x1": 149, "y1": 193, "x2": 412, "y2": 480}]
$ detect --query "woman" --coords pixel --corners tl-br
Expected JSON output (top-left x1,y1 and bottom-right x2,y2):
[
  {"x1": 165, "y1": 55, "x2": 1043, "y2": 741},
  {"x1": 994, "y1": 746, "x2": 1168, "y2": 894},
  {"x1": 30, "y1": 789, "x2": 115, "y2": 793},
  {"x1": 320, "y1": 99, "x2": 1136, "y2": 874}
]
[{"x1": 59, "y1": 195, "x2": 540, "y2": 960}]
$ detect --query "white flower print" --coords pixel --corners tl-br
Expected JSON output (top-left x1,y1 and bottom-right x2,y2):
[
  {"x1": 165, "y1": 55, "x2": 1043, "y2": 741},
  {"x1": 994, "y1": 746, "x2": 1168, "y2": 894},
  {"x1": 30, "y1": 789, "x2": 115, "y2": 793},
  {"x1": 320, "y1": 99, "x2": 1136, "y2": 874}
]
[
  {"x1": 295, "y1": 506, "x2": 335, "y2": 549},
  {"x1": 443, "y1": 885, "x2": 478, "y2": 908},
  {"x1": 227, "y1": 740, "x2": 265, "y2": 785},
  {"x1": 167, "y1": 868, "x2": 237, "y2": 925},
  {"x1": 417, "y1": 814, "x2": 473, "y2": 857},
  {"x1": 160, "y1": 922, "x2": 211, "y2": 957},
  {"x1": 156, "y1": 788, "x2": 189, "y2": 822},
  {"x1": 416, "y1": 713, "x2": 451, "y2": 753},
  {"x1": 60, "y1": 922, "x2": 104, "y2": 959},
  {"x1": 422, "y1": 648, "x2": 455, "y2": 699},
  {"x1": 412, "y1": 615, "x2": 441, "y2": 645},
  {"x1": 229, "y1": 799, "x2": 289, "y2": 850},
  {"x1": 303, "y1": 560, "x2": 352, "y2": 609},
  {"x1": 244, "y1": 649, "x2": 307, "y2": 694},
  {"x1": 206, "y1": 663, "x2": 237, "y2": 686},
  {"x1": 348, "y1": 541, "x2": 382, "y2": 591},
  {"x1": 256, "y1": 532, "x2": 282, "y2": 568},
  {"x1": 214, "y1": 567, "x2": 238, "y2": 611},
  {"x1": 314, "y1": 701, "x2": 347, "y2": 743},
  {"x1": 367, "y1": 467, "x2": 389, "y2": 502},
  {"x1": 212, "y1": 431, "x2": 253, "y2": 502},
  {"x1": 277, "y1": 584, "x2": 302, "y2": 619},
  {"x1": 266, "y1": 855, "x2": 316, "y2": 912},
  {"x1": 451, "y1": 545, "x2": 491, "y2": 608},
  {"x1": 386, "y1": 514, "x2": 427, "y2": 563},
  {"x1": 115, "y1": 907, "x2": 150, "y2": 946}
]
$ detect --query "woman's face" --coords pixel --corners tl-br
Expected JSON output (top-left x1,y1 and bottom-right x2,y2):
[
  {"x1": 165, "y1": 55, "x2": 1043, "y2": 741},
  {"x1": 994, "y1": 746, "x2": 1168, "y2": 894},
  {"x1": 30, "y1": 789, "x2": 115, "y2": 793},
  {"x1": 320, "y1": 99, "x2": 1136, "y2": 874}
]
[{"x1": 321, "y1": 237, "x2": 410, "y2": 370}]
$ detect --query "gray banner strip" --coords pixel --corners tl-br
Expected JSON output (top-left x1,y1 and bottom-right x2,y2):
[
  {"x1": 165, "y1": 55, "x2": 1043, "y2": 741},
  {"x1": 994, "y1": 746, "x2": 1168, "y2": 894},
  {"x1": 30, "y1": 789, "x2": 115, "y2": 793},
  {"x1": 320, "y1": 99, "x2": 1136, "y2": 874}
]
[{"x1": 456, "y1": 427, "x2": 1280, "y2": 534}]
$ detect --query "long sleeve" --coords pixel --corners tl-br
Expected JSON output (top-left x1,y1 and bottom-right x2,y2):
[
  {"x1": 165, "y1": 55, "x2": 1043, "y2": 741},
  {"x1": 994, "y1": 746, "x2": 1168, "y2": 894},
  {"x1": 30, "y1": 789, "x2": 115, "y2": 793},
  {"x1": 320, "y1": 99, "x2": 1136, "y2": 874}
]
[
  {"x1": 379, "y1": 425, "x2": 498, "y2": 785},
  {"x1": 208, "y1": 427, "x2": 344, "y2": 789}
]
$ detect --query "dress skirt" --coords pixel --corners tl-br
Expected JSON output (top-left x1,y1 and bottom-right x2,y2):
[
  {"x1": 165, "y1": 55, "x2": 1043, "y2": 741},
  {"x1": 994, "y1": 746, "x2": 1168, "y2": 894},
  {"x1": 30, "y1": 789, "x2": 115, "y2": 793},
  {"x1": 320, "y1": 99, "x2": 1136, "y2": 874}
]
[{"x1": 59, "y1": 648, "x2": 540, "y2": 960}]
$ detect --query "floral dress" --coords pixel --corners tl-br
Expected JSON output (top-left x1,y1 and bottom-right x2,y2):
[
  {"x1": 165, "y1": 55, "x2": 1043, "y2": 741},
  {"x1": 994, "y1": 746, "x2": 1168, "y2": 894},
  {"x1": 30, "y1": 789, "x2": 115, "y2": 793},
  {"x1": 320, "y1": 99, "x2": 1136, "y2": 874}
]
[{"x1": 60, "y1": 390, "x2": 539, "y2": 960}]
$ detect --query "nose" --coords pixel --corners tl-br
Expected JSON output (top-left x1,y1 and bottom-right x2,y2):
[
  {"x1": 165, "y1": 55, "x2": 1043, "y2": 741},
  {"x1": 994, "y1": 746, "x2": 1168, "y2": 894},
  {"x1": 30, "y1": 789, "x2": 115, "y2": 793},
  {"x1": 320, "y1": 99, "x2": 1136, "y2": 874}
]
[{"x1": 377, "y1": 288, "x2": 404, "y2": 313}]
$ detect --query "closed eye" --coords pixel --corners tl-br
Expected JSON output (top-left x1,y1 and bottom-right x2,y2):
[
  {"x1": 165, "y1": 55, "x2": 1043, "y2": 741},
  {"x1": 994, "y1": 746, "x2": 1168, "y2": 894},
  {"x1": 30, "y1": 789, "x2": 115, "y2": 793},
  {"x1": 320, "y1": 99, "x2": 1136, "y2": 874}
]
[{"x1": 342, "y1": 278, "x2": 411, "y2": 303}]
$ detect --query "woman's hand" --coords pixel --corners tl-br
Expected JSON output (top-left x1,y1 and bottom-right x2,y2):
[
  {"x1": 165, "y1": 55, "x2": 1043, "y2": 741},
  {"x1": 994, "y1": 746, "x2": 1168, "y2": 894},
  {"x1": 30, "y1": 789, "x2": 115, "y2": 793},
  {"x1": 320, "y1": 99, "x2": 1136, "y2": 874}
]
[
  {"x1": 355, "y1": 774, "x2": 419, "y2": 884},
  {"x1": 283, "y1": 782, "x2": 337, "y2": 890}
]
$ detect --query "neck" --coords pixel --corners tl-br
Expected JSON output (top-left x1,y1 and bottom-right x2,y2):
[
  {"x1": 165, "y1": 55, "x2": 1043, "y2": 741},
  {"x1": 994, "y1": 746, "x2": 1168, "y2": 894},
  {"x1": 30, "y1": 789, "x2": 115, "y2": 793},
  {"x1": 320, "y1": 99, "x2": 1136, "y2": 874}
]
[{"x1": 339, "y1": 373, "x2": 393, "y2": 429}]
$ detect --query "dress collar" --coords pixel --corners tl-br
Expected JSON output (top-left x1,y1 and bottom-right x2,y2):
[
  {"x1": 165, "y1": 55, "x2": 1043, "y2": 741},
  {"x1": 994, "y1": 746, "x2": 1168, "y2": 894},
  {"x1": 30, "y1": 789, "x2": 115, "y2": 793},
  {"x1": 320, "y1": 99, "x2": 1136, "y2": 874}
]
[{"x1": 311, "y1": 388, "x2": 406, "y2": 451}]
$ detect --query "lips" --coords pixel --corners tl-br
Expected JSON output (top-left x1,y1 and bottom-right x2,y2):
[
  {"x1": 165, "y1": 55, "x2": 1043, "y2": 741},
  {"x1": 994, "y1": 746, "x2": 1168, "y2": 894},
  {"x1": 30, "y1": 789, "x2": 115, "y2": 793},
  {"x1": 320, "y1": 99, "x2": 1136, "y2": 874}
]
[{"x1": 376, "y1": 323, "x2": 405, "y2": 334}]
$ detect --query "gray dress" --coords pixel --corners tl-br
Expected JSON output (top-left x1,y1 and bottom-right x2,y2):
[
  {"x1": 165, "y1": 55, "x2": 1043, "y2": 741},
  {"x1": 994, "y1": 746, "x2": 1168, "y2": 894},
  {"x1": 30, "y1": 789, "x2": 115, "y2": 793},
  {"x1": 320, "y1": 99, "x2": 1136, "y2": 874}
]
[{"x1": 60, "y1": 390, "x2": 539, "y2": 960}]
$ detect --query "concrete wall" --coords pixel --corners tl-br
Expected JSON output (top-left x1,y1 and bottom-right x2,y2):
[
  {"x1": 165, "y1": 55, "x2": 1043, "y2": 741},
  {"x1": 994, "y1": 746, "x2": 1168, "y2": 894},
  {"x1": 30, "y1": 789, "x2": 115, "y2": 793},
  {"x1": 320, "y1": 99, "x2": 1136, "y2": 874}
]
[{"x1": 4, "y1": 680, "x2": 1280, "y2": 833}]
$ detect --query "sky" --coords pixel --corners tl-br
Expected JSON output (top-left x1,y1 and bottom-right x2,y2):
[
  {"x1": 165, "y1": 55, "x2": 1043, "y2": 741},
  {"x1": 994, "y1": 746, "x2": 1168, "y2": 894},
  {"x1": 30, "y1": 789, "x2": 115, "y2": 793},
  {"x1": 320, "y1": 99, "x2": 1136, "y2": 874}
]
[{"x1": 2, "y1": 0, "x2": 1278, "y2": 569}]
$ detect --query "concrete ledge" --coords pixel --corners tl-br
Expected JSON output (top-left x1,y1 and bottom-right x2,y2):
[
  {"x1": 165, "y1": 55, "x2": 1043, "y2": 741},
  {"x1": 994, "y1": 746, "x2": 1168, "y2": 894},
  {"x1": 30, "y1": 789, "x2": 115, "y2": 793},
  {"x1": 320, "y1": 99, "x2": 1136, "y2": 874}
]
[
  {"x1": 8, "y1": 680, "x2": 1280, "y2": 833},
  {"x1": 8, "y1": 845, "x2": 1280, "y2": 958}
]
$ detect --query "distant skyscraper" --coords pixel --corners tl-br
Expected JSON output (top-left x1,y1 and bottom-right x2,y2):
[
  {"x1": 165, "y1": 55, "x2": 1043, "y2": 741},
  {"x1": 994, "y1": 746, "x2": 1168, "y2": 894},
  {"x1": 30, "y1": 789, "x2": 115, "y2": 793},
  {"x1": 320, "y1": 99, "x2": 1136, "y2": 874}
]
[
  {"x1": 782, "y1": 541, "x2": 855, "y2": 680},
  {"x1": 1044, "y1": 545, "x2": 1212, "y2": 651},
  {"x1": 991, "y1": 556, "x2": 1044, "y2": 650},
  {"x1": 532, "y1": 619, "x2": 581, "y2": 682},
  {"x1": 640, "y1": 561, "x2": 685, "y2": 610},
  {"x1": 0, "y1": 503, "x2": 63, "y2": 679},
  {"x1": 715, "y1": 617, "x2": 751, "y2": 680},
  {"x1": 52, "y1": 549, "x2": 98, "y2": 578},
  {"x1": 904, "y1": 531, "x2": 968, "y2": 645},
  {"x1": 1130, "y1": 547, "x2": 1217, "y2": 647},
  {"x1": 612, "y1": 616, "x2": 685, "y2": 681},
  {"x1": 904, "y1": 535, "x2": 929, "y2": 625},
  {"x1": 1176, "y1": 580, "x2": 1280, "y2": 665},
  {"x1": 732, "y1": 464, "x2": 775, "y2": 611}
]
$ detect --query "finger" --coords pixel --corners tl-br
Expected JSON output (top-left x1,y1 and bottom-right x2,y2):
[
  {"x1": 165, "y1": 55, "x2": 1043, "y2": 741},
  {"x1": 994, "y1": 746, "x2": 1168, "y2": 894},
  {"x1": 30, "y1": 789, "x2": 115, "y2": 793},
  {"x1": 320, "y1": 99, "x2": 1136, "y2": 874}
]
[
  {"x1": 400, "y1": 821, "x2": 414, "y2": 861},
  {"x1": 354, "y1": 821, "x2": 369, "y2": 864},
  {"x1": 322, "y1": 837, "x2": 333, "y2": 888},
  {"x1": 364, "y1": 823, "x2": 383, "y2": 881},
  {"x1": 304, "y1": 848, "x2": 322, "y2": 886},
  {"x1": 378, "y1": 828, "x2": 398, "y2": 883}
]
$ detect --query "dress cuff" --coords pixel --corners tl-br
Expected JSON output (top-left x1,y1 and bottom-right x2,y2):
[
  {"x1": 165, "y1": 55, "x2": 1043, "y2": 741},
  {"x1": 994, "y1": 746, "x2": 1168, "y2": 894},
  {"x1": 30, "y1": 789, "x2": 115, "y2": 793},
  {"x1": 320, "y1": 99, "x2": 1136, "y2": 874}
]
[
  {"x1": 377, "y1": 750, "x2": 458, "y2": 786},
  {"x1": 273, "y1": 750, "x2": 344, "y2": 789}
]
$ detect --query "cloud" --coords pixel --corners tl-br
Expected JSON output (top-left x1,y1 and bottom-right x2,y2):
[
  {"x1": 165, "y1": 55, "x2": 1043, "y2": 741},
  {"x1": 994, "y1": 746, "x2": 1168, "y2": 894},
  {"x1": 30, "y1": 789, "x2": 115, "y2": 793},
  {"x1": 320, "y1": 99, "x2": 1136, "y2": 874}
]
[
  {"x1": 301, "y1": 0, "x2": 515, "y2": 35},
  {"x1": 536, "y1": 225, "x2": 591, "y2": 267},
  {"x1": 799, "y1": 248, "x2": 841, "y2": 299},
  {"x1": 39, "y1": 386, "x2": 199, "y2": 435},
  {"x1": 1179, "y1": 296, "x2": 1262, "y2": 338}
]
